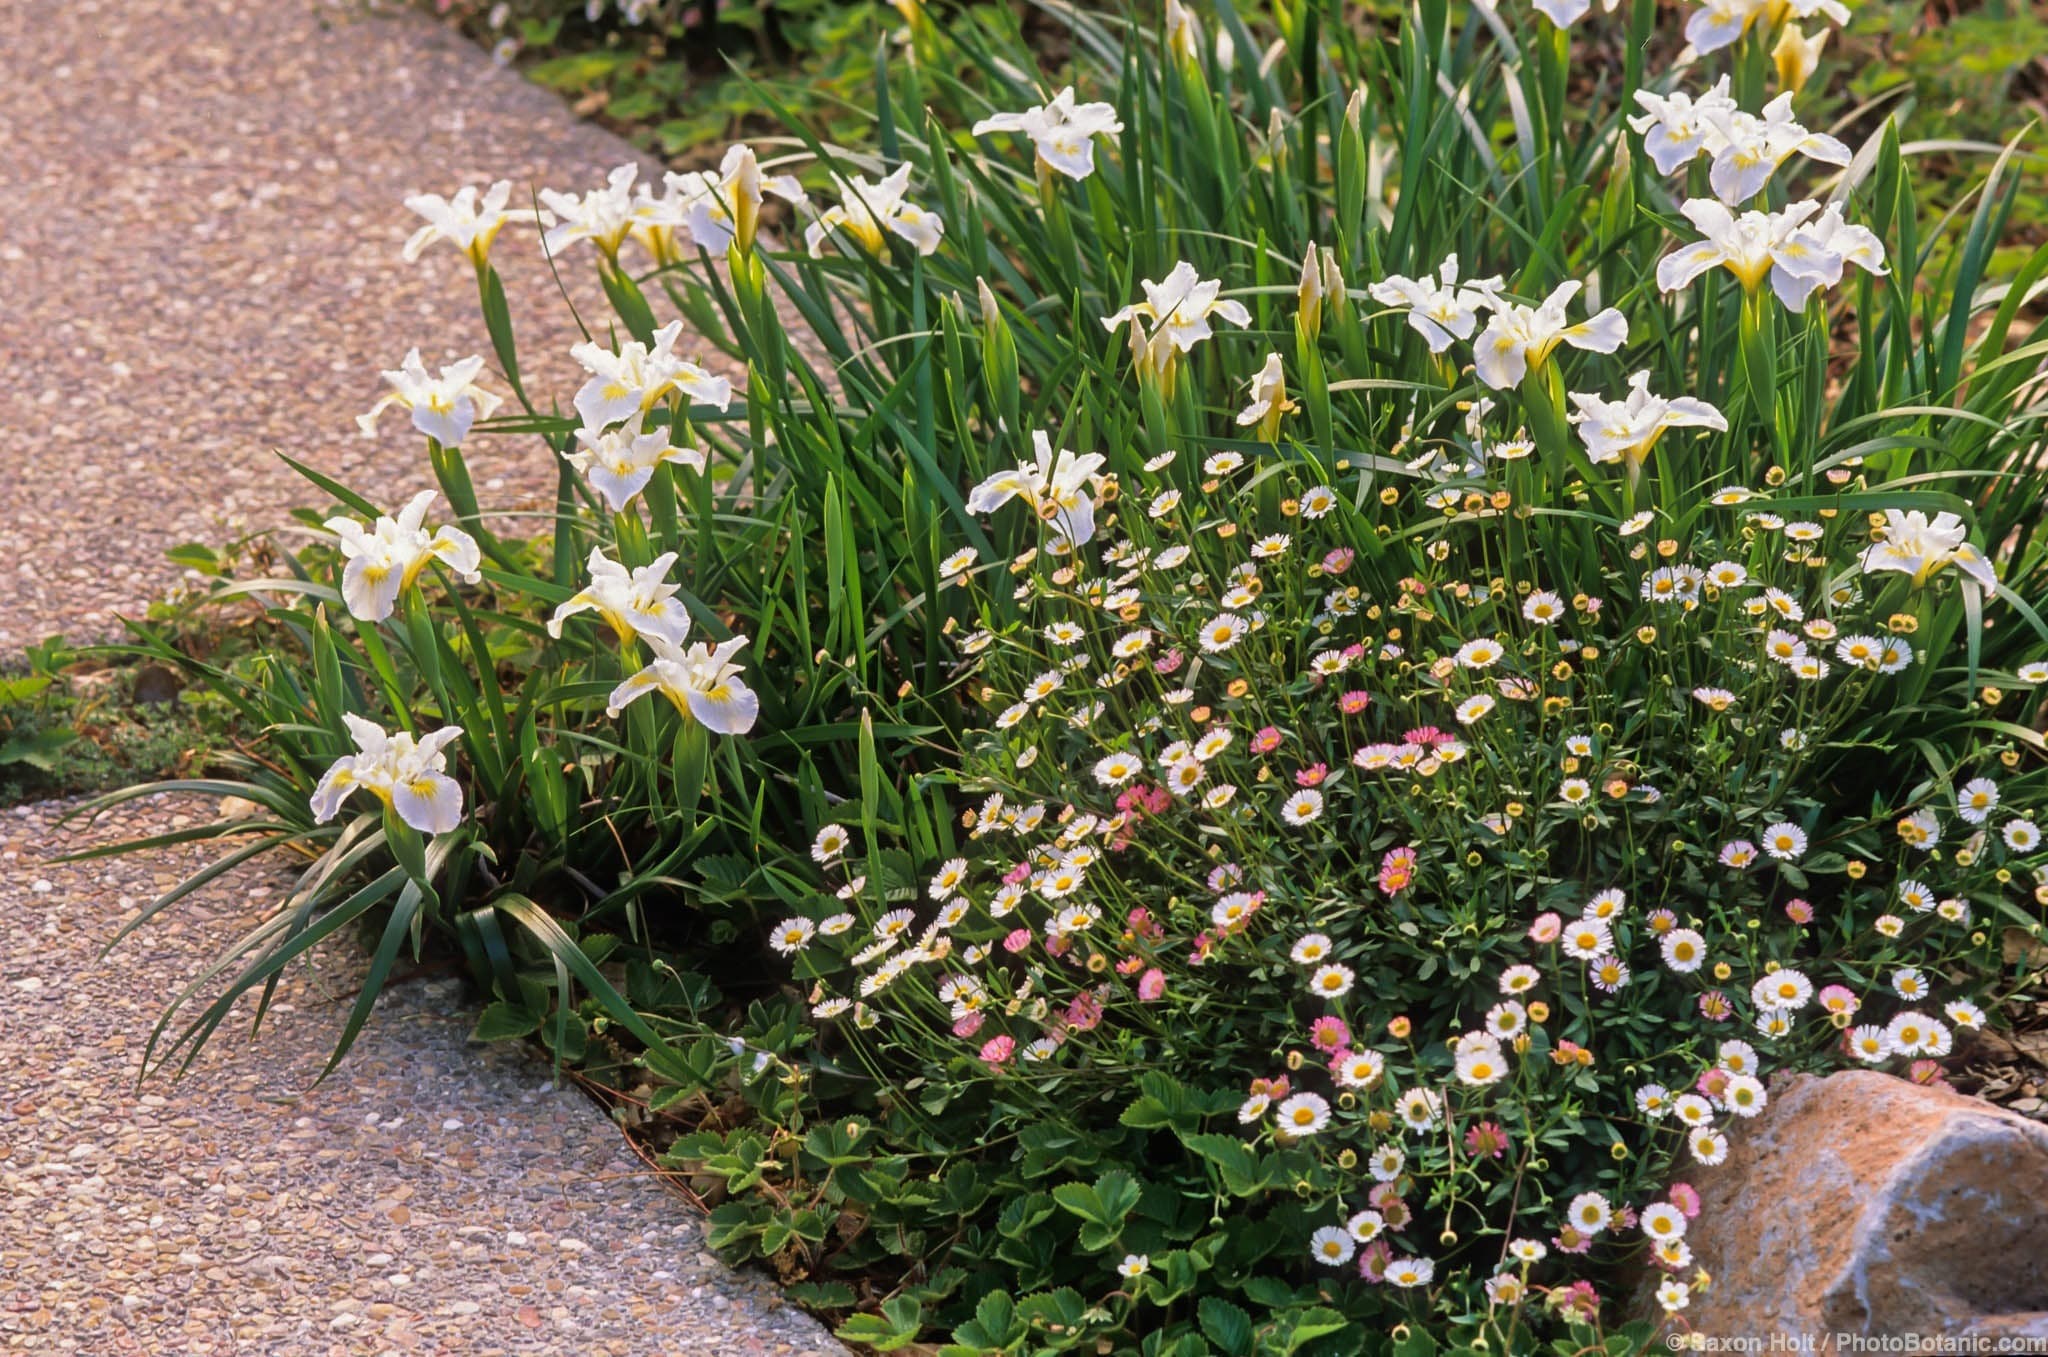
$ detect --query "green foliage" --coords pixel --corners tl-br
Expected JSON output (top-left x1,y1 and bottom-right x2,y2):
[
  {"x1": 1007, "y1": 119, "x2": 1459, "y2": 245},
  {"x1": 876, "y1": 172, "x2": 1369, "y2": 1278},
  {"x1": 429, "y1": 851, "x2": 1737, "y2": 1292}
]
[
  {"x1": 439, "y1": 0, "x2": 976, "y2": 163},
  {"x1": 0, "y1": 623, "x2": 265, "y2": 806},
  {"x1": 1827, "y1": 0, "x2": 2048, "y2": 274}
]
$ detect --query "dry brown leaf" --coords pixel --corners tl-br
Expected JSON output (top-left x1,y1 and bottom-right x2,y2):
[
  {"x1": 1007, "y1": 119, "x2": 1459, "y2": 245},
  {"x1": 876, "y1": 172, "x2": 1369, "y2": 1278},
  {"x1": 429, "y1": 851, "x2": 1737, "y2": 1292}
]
[
  {"x1": 1966, "y1": 1028, "x2": 2048, "y2": 1068},
  {"x1": 2001, "y1": 926, "x2": 2048, "y2": 970}
]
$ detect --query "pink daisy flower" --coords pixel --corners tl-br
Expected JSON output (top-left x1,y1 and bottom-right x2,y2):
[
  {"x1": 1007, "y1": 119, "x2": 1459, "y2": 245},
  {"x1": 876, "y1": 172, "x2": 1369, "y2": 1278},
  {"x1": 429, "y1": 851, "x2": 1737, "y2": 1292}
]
[{"x1": 1379, "y1": 846, "x2": 1418, "y2": 896}]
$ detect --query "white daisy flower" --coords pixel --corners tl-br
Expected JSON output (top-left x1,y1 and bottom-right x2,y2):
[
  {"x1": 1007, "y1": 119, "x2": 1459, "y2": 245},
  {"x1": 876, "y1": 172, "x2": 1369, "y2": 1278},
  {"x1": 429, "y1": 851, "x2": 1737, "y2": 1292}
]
[
  {"x1": 1309, "y1": 1226, "x2": 1356, "y2": 1267},
  {"x1": 1281, "y1": 790, "x2": 1326, "y2": 826},
  {"x1": 1275, "y1": 1092, "x2": 1332, "y2": 1135},
  {"x1": 1308, "y1": 963, "x2": 1355, "y2": 998},
  {"x1": 1290, "y1": 933, "x2": 1333, "y2": 964}
]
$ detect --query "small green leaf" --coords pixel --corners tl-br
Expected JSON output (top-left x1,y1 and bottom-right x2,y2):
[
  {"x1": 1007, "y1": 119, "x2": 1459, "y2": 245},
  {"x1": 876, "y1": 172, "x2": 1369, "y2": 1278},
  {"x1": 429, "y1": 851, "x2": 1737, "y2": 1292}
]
[
  {"x1": 469, "y1": 1001, "x2": 541, "y2": 1043},
  {"x1": 164, "y1": 542, "x2": 222, "y2": 575},
  {"x1": 834, "y1": 1296, "x2": 923, "y2": 1351},
  {"x1": 0, "y1": 725, "x2": 76, "y2": 771},
  {"x1": 1198, "y1": 1296, "x2": 1254, "y2": 1357}
]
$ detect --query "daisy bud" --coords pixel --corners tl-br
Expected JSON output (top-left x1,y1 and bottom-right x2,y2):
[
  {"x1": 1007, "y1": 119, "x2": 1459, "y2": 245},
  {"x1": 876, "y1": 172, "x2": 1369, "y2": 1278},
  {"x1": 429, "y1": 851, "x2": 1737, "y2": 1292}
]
[{"x1": 1528, "y1": 1002, "x2": 1550, "y2": 1023}]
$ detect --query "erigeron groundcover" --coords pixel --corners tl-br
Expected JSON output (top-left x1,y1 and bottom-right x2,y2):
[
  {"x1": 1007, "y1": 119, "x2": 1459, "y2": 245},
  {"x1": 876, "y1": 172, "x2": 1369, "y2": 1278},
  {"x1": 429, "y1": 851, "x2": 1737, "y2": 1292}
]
[{"x1": 82, "y1": 0, "x2": 2048, "y2": 1350}]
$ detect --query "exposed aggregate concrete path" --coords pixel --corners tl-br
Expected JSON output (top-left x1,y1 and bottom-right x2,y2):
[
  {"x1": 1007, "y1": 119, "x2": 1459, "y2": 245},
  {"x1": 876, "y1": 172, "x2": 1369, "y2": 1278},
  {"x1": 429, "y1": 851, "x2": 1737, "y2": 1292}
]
[
  {"x1": 0, "y1": 0, "x2": 681, "y2": 649},
  {"x1": 0, "y1": 1, "x2": 843, "y2": 1352}
]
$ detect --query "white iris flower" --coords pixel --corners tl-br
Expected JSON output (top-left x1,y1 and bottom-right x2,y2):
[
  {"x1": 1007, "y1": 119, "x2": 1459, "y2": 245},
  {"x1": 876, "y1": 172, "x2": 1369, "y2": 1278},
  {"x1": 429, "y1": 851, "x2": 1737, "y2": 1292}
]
[
  {"x1": 1368, "y1": 254, "x2": 1507, "y2": 353},
  {"x1": 547, "y1": 547, "x2": 696, "y2": 646},
  {"x1": 401, "y1": 180, "x2": 551, "y2": 267},
  {"x1": 1471, "y1": 281, "x2": 1629, "y2": 390},
  {"x1": 540, "y1": 164, "x2": 643, "y2": 260},
  {"x1": 967, "y1": 430, "x2": 1110, "y2": 548},
  {"x1": 1103, "y1": 261, "x2": 1252, "y2": 355},
  {"x1": 357, "y1": 349, "x2": 502, "y2": 447},
  {"x1": 651, "y1": 143, "x2": 807, "y2": 258},
  {"x1": 1698, "y1": 93, "x2": 1852, "y2": 204},
  {"x1": 324, "y1": 490, "x2": 482, "y2": 622},
  {"x1": 972, "y1": 87, "x2": 1125, "y2": 182},
  {"x1": 1629, "y1": 79, "x2": 1741, "y2": 176},
  {"x1": 570, "y1": 319, "x2": 734, "y2": 431},
  {"x1": 311, "y1": 713, "x2": 465, "y2": 835},
  {"x1": 1568, "y1": 372, "x2": 1728, "y2": 470},
  {"x1": 1656, "y1": 198, "x2": 1884, "y2": 310},
  {"x1": 567, "y1": 417, "x2": 708, "y2": 513},
  {"x1": 1533, "y1": 0, "x2": 1620, "y2": 28},
  {"x1": 804, "y1": 163, "x2": 946, "y2": 258},
  {"x1": 1860, "y1": 510, "x2": 1997, "y2": 596},
  {"x1": 606, "y1": 635, "x2": 761, "y2": 734}
]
